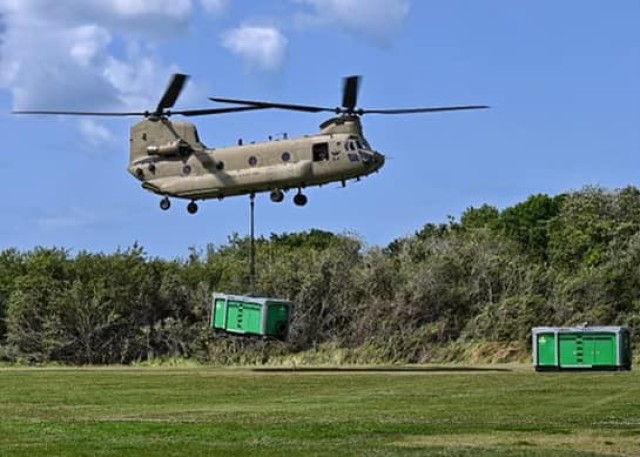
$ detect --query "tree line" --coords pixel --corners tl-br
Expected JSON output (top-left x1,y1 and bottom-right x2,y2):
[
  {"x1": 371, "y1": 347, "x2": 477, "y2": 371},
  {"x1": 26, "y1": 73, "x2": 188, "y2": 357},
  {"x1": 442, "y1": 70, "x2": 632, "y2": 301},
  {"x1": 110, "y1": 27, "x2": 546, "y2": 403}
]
[{"x1": 1, "y1": 186, "x2": 639, "y2": 365}]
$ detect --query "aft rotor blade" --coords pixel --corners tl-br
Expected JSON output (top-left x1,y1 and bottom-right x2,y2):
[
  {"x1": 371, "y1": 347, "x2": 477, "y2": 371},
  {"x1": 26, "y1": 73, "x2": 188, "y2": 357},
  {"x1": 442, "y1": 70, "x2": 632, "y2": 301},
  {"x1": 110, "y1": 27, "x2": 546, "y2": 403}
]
[
  {"x1": 209, "y1": 97, "x2": 333, "y2": 113},
  {"x1": 175, "y1": 106, "x2": 269, "y2": 116},
  {"x1": 342, "y1": 75, "x2": 361, "y2": 112},
  {"x1": 156, "y1": 73, "x2": 189, "y2": 114},
  {"x1": 13, "y1": 106, "x2": 268, "y2": 117},
  {"x1": 360, "y1": 105, "x2": 490, "y2": 114},
  {"x1": 13, "y1": 110, "x2": 147, "y2": 116}
]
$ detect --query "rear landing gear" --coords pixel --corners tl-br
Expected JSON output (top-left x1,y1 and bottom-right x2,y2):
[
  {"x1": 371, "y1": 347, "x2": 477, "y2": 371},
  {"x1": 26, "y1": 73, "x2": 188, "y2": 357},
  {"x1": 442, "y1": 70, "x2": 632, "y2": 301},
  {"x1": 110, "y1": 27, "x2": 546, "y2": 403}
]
[
  {"x1": 187, "y1": 201, "x2": 198, "y2": 214},
  {"x1": 293, "y1": 192, "x2": 308, "y2": 207},
  {"x1": 160, "y1": 197, "x2": 171, "y2": 211}
]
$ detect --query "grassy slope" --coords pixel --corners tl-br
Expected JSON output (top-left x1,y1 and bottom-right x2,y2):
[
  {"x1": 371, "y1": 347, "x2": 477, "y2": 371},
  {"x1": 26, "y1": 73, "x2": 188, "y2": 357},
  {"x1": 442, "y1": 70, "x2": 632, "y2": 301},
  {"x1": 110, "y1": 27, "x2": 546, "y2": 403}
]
[{"x1": 0, "y1": 366, "x2": 639, "y2": 456}]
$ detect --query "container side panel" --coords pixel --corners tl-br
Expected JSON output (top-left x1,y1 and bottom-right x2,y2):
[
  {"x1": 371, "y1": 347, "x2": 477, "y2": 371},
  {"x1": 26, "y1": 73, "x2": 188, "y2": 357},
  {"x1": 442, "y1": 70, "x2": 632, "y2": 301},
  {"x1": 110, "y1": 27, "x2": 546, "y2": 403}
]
[
  {"x1": 559, "y1": 333, "x2": 582, "y2": 367},
  {"x1": 242, "y1": 303, "x2": 264, "y2": 335},
  {"x1": 535, "y1": 327, "x2": 632, "y2": 371},
  {"x1": 226, "y1": 301, "x2": 243, "y2": 333},
  {"x1": 211, "y1": 295, "x2": 292, "y2": 339},
  {"x1": 536, "y1": 333, "x2": 557, "y2": 366}
]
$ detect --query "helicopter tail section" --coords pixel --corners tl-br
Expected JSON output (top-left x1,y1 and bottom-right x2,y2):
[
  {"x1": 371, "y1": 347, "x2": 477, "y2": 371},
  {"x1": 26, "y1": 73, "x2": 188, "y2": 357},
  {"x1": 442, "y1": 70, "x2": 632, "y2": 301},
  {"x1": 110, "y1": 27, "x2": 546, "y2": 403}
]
[{"x1": 129, "y1": 119, "x2": 205, "y2": 164}]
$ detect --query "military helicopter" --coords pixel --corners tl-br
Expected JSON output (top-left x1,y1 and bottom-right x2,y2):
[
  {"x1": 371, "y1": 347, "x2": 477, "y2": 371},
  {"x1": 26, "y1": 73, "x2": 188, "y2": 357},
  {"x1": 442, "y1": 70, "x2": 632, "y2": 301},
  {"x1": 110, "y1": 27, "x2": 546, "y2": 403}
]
[{"x1": 15, "y1": 74, "x2": 488, "y2": 214}]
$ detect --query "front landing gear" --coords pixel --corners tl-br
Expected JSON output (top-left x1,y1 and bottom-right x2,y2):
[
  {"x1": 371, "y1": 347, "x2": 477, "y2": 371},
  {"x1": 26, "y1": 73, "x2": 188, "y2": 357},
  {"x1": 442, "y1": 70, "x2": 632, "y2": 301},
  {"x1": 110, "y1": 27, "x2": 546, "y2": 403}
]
[
  {"x1": 160, "y1": 197, "x2": 171, "y2": 211},
  {"x1": 187, "y1": 201, "x2": 199, "y2": 215},
  {"x1": 293, "y1": 192, "x2": 308, "y2": 207},
  {"x1": 270, "y1": 189, "x2": 285, "y2": 203}
]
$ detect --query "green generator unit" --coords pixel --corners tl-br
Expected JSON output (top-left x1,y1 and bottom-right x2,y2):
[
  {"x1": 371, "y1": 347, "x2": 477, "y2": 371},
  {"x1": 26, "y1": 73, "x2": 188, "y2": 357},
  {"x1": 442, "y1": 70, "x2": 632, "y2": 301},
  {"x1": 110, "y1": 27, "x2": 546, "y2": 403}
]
[
  {"x1": 532, "y1": 326, "x2": 632, "y2": 371},
  {"x1": 211, "y1": 293, "x2": 293, "y2": 341}
]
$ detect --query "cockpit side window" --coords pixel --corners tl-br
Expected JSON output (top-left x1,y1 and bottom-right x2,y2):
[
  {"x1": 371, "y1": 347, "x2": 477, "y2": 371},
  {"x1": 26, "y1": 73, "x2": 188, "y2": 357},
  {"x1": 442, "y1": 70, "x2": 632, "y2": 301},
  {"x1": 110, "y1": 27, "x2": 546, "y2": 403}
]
[{"x1": 313, "y1": 142, "x2": 329, "y2": 161}]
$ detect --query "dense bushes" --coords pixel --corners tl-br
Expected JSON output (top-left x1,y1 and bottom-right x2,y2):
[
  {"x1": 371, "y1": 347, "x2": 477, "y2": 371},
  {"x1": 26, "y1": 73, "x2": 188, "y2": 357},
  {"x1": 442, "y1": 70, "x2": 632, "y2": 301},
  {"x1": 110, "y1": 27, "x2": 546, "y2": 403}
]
[{"x1": 1, "y1": 186, "x2": 639, "y2": 365}]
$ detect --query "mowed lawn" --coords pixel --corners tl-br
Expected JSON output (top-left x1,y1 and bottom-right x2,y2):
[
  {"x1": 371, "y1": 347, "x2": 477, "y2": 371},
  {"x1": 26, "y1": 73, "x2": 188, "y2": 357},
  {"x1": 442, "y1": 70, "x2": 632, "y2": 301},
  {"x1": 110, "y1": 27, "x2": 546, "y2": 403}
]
[{"x1": 0, "y1": 365, "x2": 639, "y2": 456}]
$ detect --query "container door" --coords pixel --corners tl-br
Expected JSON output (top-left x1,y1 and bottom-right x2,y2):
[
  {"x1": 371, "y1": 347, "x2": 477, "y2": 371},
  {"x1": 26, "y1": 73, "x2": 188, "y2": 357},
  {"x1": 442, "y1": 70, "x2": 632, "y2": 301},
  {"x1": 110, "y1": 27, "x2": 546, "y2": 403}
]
[
  {"x1": 266, "y1": 302, "x2": 291, "y2": 340},
  {"x1": 213, "y1": 298, "x2": 227, "y2": 329},
  {"x1": 592, "y1": 333, "x2": 617, "y2": 366},
  {"x1": 536, "y1": 333, "x2": 557, "y2": 367},
  {"x1": 581, "y1": 335, "x2": 597, "y2": 366}
]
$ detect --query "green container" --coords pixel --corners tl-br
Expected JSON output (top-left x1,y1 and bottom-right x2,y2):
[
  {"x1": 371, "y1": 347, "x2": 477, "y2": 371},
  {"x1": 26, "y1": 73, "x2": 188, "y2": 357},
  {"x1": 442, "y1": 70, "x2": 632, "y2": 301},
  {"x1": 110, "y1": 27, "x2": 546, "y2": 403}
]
[
  {"x1": 532, "y1": 326, "x2": 632, "y2": 371},
  {"x1": 211, "y1": 293, "x2": 293, "y2": 341}
]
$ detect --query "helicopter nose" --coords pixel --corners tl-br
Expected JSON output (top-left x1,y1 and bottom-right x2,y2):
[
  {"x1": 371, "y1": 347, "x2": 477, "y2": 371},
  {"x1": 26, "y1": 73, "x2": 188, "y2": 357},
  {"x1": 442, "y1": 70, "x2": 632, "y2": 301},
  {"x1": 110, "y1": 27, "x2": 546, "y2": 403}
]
[{"x1": 373, "y1": 151, "x2": 385, "y2": 169}]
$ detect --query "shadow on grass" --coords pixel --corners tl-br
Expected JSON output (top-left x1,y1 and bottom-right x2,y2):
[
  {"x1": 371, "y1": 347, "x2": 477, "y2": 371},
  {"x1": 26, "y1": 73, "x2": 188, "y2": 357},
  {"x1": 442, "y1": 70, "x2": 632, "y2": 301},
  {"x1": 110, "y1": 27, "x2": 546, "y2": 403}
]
[{"x1": 251, "y1": 366, "x2": 512, "y2": 373}]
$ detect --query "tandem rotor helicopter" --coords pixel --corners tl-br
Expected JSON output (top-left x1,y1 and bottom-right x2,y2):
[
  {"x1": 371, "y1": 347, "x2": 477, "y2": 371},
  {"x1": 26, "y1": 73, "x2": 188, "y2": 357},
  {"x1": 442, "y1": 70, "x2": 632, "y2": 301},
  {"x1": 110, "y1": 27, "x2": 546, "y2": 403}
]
[{"x1": 15, "y1": 74, "x2": 488, "y2": 214}]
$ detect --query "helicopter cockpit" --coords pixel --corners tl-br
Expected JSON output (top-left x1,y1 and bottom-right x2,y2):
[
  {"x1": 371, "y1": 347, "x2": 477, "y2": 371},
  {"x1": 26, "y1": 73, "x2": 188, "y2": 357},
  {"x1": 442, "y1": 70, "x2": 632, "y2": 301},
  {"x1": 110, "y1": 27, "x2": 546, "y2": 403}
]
[
  {"x1": 344, "y1": 135, "x2": 381, "y2": 166},
  {"x1": 345, "y1": 136, "x2": 368, "y2": 152}
]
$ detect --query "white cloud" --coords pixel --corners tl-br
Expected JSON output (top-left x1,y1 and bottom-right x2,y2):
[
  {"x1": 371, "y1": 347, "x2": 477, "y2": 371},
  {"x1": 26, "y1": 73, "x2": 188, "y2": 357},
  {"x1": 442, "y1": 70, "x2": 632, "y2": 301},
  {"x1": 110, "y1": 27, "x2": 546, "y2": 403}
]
[
  {"x1": 293, "y1": 0, "x2": 410, "y2": 44},
  {"x1": 221, "y1": 25, "x2": 287, "y2": 72},
  {"x1": 101, "y1": 43, "x2": 182, "y2": 110},
  {"x1": 0, "y1": 1, "x2": 190, "y2": 112},
  {"x1": 78, "y1": 119, "x2": 116, "y2": 147},
  {"x1": 69, "y1": 26, "x2": 112, "y2": 68},
  {"x1": 0, "y1": 0, "x2": 192, "y2": 36},
  {"x1": 109, "y1": 0, "x2": 191, "y2": 18},
  {"x1": 200, "y1": 0, "x2": 229, "y2": 15}
]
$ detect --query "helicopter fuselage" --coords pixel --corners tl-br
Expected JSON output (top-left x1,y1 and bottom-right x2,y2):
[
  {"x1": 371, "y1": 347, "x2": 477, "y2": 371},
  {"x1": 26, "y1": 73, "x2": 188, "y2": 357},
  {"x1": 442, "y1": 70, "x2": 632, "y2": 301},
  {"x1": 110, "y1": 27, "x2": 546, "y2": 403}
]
[
  {"x1": 127, "y1": 119, "x2": 385, "y2": 203},
  {"x1": 15, "y1": 72, "x2": 485, "y2": 214}
]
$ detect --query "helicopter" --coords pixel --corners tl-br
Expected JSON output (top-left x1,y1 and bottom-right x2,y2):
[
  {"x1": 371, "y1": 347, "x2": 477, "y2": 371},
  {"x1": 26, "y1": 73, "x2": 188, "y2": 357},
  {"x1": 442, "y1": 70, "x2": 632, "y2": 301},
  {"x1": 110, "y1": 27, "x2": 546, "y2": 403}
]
[{"x1": 14, "y1": 74, "x2": 488, "y2": 214}]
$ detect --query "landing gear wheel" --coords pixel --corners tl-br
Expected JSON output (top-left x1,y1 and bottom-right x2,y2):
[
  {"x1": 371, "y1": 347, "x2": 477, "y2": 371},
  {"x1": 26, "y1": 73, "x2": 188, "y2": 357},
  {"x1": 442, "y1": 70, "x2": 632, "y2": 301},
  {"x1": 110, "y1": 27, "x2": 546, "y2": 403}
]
[
  {"x1": 293, "y1": 193, "x2": 308, "y2": 207},
  {"x1": 270, "y1": 189, "x2": 285, "y2": 203},
  {"x1": 160, "y1": 197, "x2": 171, "y2": 211},
  {"x1": 187, "y1": 201, "x2": 198, "y2": 214}
]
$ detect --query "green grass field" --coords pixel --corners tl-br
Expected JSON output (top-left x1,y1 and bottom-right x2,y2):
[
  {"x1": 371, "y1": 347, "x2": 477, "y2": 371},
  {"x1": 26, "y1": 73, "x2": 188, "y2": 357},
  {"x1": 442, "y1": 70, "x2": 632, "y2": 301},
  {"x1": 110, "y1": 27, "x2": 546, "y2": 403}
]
[{"x1": 0, "y1": 365, "x2": 638, "y2": 456}]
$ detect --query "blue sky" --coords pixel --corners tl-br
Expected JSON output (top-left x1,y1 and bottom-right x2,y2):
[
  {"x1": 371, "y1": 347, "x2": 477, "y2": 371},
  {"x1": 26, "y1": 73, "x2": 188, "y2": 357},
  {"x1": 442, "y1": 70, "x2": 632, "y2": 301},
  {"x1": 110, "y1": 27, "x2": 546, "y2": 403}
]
[{"x1": 1, "y1": 0, "x2": 639, "y2": 259}]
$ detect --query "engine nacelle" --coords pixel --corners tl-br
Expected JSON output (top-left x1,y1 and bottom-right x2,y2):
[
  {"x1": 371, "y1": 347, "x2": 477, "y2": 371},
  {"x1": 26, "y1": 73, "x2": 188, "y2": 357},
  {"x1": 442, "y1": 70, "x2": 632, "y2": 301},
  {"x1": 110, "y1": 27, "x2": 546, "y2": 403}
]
[{"x1": 147, "y1": 139, "x2": 191, "y2": 156}]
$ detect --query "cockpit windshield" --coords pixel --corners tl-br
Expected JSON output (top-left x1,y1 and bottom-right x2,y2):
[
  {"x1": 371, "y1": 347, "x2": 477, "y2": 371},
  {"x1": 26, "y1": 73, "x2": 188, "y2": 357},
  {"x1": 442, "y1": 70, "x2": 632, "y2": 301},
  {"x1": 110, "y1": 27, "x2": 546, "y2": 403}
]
[
  {"x1": 343, "y1": 136, "x2": 376, "y2": 164},
  {"x1": 345, "y1": 136, "x2": 369, "y2": 152}
]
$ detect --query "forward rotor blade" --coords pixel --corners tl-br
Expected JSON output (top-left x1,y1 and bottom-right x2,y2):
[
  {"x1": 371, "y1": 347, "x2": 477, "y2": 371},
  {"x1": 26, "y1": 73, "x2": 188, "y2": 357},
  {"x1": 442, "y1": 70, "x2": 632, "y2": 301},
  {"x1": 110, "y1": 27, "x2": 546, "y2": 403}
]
[
  {"x1": 209, "y1": 97, "x2": 333, "y2": 113},
  {"x1": 342, "y1": 75, "x2": 361, "y2": 112},
  {"x1": 13, "y1": 110, "x2": 147, "y2": 116},
  {"x1": 360, "y1": 105, "x2": 490, "y2": 114},
  {"x1": 156, "y1": 73, "x2": 189, "y2": 114}
]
